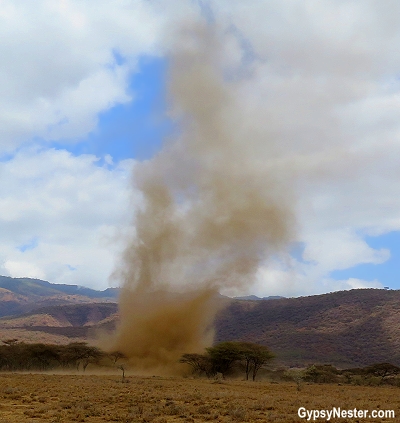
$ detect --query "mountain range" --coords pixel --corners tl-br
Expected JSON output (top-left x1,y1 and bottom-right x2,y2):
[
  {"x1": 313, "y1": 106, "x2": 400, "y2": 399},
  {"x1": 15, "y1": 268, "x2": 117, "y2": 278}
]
[
  {"x1": 0, "y1": 276, "x2": 399, "y2": 368},
  {"x1": 0, "y1": 275, "x2": 118, "y2": 318}
]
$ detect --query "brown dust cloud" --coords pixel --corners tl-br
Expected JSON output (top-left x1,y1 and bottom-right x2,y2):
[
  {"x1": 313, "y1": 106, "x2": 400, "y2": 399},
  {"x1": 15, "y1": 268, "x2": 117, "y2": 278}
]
[{"x1": 107, "y1": 25, "x2": 295, "y2": 373}]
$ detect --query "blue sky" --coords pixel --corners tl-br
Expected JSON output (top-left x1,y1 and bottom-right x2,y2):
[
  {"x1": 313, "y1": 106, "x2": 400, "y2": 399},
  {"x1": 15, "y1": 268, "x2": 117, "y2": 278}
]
[
  {"x1": 52, "y1": 55, "x2": 400, "y2": 293},
  {"x1": 52, "y1": 56, "x2": 172, "y2": 164},
  {"x1": 1, "y1": 1, "x2": 400, "y2": 296},
  {"x1": 330, "y1": 232, "x2": 400, "y2": 290}
]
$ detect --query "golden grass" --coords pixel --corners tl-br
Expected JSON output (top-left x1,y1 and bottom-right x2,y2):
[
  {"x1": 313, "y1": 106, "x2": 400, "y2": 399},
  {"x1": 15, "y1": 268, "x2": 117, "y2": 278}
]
[{"x1": 0, "y1": 373, "x2": 398, "y2": 422}]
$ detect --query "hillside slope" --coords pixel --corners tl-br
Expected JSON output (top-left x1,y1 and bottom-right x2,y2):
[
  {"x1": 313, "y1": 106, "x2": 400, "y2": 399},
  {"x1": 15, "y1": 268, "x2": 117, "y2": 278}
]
[
  {"x1": 0, "y1": 276, "x2": 119, "y2": 299},
  {"x1": 216, "y1": 288, "x2": 400, "y2": 367},
  {"x1": 0, "y1": 276, "x2": 119, "y2": 318},
  {"x1": 0, "y1": 302, "x2": 118, "y2": 344},
  {"x1": 0, "y1": 283, "x2": 399, "y2": 368}
]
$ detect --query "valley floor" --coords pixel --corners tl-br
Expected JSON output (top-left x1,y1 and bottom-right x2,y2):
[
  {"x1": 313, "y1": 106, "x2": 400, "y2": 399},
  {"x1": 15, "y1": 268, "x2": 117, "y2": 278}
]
[{"x1": 0, "y1": 373, "x2": 398, "y2": 422}]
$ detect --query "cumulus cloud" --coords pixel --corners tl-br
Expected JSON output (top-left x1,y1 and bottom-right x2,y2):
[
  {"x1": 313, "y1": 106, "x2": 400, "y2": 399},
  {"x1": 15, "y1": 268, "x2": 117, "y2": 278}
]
[
  {"x1": 0, "y1": 147, "x2": 134, "y2": 289},
  {"x1": 0, "y1": 0, "x2": 188, "y2": 287},
  {"x1": 201, "y1": 1, "x2": 400, "y2": 295},
  {"x1": 1, "y1": 1, "x2": 400, "y2": 294},
  {"x1": 0, "y1": 0, "x2": 197, "y2": 151}
]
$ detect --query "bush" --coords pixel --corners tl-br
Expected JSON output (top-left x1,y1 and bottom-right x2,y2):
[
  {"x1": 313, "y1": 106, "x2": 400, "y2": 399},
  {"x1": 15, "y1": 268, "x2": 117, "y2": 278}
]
[{"x1": 303, "y1": 365, "x2": 339, "y2": 383}]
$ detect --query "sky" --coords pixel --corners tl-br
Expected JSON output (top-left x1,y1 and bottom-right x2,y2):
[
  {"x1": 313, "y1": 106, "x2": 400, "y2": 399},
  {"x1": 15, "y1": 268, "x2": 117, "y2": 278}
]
[{"x1": 1, "y1": 0, "x2": 400, "y2": 297}]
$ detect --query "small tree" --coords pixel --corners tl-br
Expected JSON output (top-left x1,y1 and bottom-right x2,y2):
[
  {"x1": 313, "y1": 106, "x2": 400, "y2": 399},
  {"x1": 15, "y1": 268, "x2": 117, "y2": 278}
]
[
  {"x1": 179, "y1": 353, "x2": 215, "y2": 377},
  {"x1": 81, "y1": 346, "x2": 104, "y2": 372},
  {"x1": 181, "y1": 342, "x2": 275, "y2": 381},
  {"x1": 117, "y1": 364, "x2": 126, "y2": 382},
  {"x1": 365, "y1": 363, "x2": 400, "y2": 382},
  {"x1": 26, "y1": 343, "x2": 60, "y2": 371},
  {"x1": 109, "y1": 350, "x2": 129, "y2": 381},
  {"x1": 236, "y1": 342, "x2": 274, "y2": 381},
  {"x1": 109, "y1": 351, "x2": 127, "y2": 365},
  {"x1": 206, "y1": 342, "x2": 243, "y2": 378},
  {"x1": 1, "y1": 339, "x2": 26, "y2": 370},
  {"x1": 59, "y1": 342, "x2": 103, "y2": 371}
]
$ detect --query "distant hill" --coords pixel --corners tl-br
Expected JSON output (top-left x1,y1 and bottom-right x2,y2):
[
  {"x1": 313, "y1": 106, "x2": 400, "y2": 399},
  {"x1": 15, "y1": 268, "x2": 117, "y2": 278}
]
[
  {"x1": 0, "y1": 276, "x2": 119, "y2": 300},
  {"x1": 0, "y1": 302, "x2": 119, "y2": 343},
  {"x1": 216, "y1": 288, "x2": 400, "y2": 368},
  {"x1": 0, "y1": 278, "x2": 399, "y2": 368},
  {"x1": 0, "y1": 276, "x2": 119, "y2": 318},
  {"x1": 233, "y1": 295, "x2": 284, "y2": 301}
]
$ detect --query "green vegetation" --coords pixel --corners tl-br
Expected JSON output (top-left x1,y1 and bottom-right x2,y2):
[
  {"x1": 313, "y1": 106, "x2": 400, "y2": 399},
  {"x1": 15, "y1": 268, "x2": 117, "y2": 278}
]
[
  {"x1": 180, "y1": 341, "x2": 400, "y2": 387},
  {"x1": 0, "y1": 339, "x2": 119, "y2": 372},
  {"x1": 1, "y1": 337, "x2": 399, "y2": 390},
  {"x1": 1, "y1": 284, "x2": 400, "y2": 371},
  {"x1": 215, "y1": 288, "x2": 400, "y2": 368},
  {"x1": 180, "y1": 341, "x2": 274, "y2": 380},
  {"x1": 282, "y1": 362, "x2": 400, "y2": 386}
]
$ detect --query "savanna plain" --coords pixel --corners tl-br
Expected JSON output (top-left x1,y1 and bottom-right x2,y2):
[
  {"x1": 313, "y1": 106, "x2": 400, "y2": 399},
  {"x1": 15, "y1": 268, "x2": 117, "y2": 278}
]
[{"x1": 0, "y1": 373, "x2": 398, "y2": 423}]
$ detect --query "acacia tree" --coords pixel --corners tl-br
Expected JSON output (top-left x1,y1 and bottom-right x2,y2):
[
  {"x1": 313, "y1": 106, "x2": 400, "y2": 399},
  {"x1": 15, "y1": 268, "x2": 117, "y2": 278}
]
[
  {"x1": 179, "y1": 353, "x2": 215, "y2": 377},
  {"x1": 0, "y1": 339, "x2": 21, "y2": 370},
  {"x1": 207, "y1": 341, "x2": 274, "y2": 380},
  {"x1": 238, "y1": 342, "x2": 274, "y2": 381},
  {"x1": 109, "y1": 351, "x2": 127, "y2": 365},
  {"x1": 58, "y1": 342, "x2": 103, "y2": 371},
  {"x1": 181, "y1": 342, "x2": 274, "y2": 380},
  {"x1": 206, "y1": 342, "x2": 243, "y2": 378},
  {"x1": 81, "y1": 346, "x2": 104, "y2": 371},
  {"x1": 365, "y1": 363, "x2": 400, "y2": 382},
  {"x1": 26, "y1": 343, "x2": 60, "y2": 371}
]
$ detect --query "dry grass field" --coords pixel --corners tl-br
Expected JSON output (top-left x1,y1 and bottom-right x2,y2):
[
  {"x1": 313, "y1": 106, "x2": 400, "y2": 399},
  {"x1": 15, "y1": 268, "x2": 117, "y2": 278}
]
[{"x1": 0, "y1": 373, "x2": 398, "y2": 423}]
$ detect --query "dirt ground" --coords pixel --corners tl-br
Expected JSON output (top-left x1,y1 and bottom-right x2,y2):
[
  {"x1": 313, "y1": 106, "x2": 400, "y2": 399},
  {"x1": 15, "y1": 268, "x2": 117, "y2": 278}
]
[{"x1": 0, "y1": 373, "x2": 398, "y2": 422}]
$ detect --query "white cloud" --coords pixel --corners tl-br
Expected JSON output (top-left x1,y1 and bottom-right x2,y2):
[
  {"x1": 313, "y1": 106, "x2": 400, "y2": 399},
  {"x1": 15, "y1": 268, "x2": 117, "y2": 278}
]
[
  {"x1": 1, "y1": 1, "x2": 400, "y2": 294},
  {"x1": 203, "y1": 2, "x2": 400, "y2": 296},
  {"x1": 0, "y1": 0, "x2": 194, "y2": 151},
  {"x1": 344, "y1": 278, "x2": 383, "y2": 290},
  {"x1": 4, "y1": 260, "x2": 45, "y2": 280},
  {"x1": 0, "y1": 147, "x2": 135, "y2": 289},
  {"x1": 0, "y1": 0, "x2": 199, "y2": 288}
]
